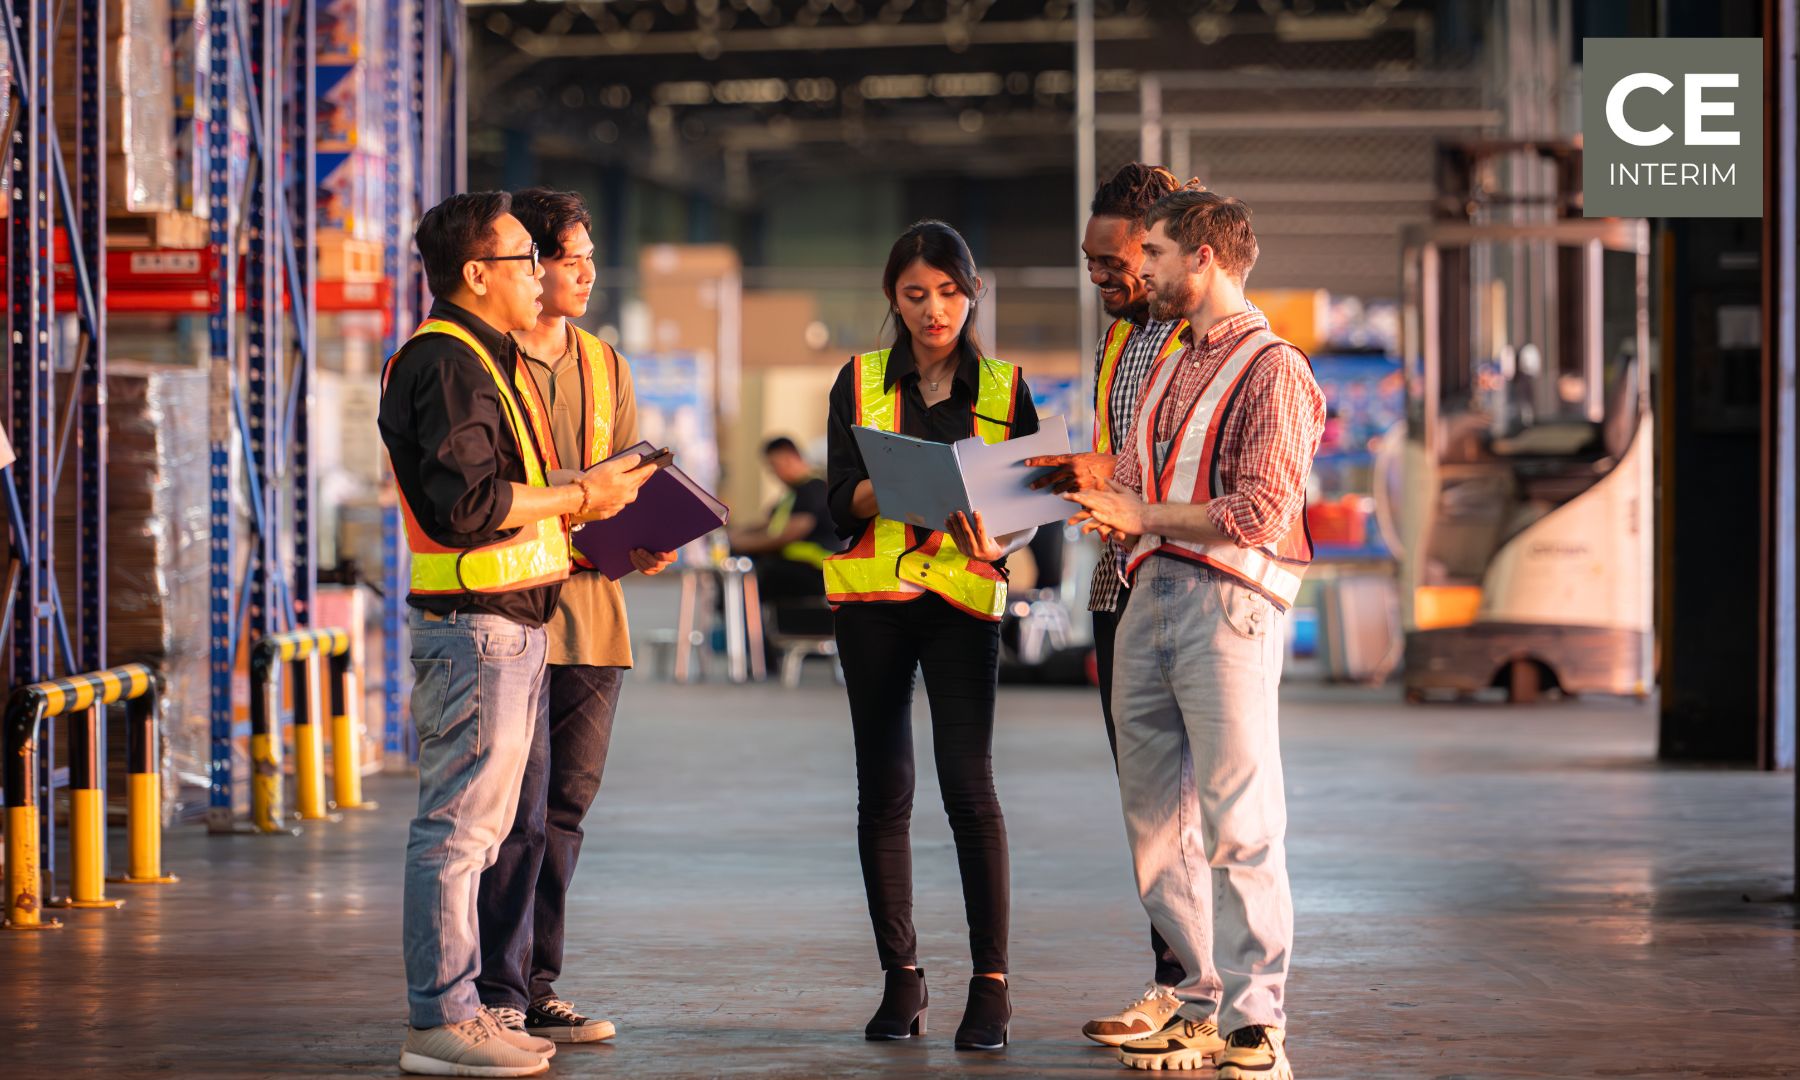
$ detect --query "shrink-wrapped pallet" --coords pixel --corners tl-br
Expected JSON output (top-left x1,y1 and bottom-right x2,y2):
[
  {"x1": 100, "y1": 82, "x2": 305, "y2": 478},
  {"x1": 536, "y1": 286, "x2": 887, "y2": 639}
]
[
  {"x1": 55, "y1": 0, "x2": 177, "y2": 214},
  {"x1": 55, "y1": 365, "x2": 211, "y2": 821}
]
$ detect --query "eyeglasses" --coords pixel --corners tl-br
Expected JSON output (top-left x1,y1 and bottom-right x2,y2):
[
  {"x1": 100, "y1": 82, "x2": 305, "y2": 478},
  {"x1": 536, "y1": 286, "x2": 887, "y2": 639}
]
[{"x1": 474, "y1": 242, "x2": 540, "y2": 273}]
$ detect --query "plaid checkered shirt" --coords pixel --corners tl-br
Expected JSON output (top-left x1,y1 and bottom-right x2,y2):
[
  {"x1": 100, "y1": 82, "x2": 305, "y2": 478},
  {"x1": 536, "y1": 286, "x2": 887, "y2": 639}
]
[
  {"x1": 1087, "y1": 316, "x2": 1183, "y2": 613},
  {"x1": 1109, "y1": 308, "x2": 1325, "y2": 573}
]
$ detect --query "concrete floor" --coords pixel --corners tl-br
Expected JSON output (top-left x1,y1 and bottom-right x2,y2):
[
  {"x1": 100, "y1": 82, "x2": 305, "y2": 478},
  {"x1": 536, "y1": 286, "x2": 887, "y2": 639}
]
[{"x1": 3, "y1": 675, "x2": 1796, "y2": 1079}]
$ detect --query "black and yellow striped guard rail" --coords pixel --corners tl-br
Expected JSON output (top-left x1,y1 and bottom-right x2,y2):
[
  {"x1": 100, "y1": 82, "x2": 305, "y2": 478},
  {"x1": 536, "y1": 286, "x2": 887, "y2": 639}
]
[
  {"x1": 15, "y1": 662, "x2": 156, "y2": 719},
  {"x1": 252, "y1": 628, "x2": 352, "y2": 669},
  {"x1": 5, "y1": 663, "x2": 167, "y2": 930}
]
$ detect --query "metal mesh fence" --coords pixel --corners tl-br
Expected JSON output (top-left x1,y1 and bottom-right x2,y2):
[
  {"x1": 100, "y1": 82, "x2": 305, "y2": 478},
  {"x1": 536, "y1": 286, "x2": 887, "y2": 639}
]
[{"x1": 1088, "y1": 17, "x2": 1497, "y2": 300}]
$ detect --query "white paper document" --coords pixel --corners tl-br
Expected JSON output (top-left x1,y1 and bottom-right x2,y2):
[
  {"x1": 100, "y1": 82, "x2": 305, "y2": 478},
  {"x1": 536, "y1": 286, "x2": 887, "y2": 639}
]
[{"x1": 852, "y1": 415, "x2": 1074, "y2": 538}]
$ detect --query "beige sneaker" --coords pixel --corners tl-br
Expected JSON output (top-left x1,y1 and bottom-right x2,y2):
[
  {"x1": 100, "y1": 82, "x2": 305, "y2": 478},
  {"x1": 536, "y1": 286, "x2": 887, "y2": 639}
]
[
  {"x1": 1083, "y1": 984, "x2": 1185, "y2": 1047},
  {"x1": 398, "y1": 1016, "x2": 550, "y2": 1077},
  {"x1": 481, "y1": 1006, "x2": 558, "y2": 1058},
  {"x1": 1117, "y1": 1016, "x2": 1226, "y2": 1070},
  {"x1": 1216, "y1": 1025, "x2": 1292, "y2": 1080}
]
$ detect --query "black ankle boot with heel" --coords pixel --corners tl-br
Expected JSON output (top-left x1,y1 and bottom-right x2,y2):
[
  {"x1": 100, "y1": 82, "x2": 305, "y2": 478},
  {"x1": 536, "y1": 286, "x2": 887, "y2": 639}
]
[
  {"x1": 864, "y1": 967, "x2": 929, "y2": 1040},
  {"x1": 954, "y1": 976, "x2": 1011, "y2": 1051}
]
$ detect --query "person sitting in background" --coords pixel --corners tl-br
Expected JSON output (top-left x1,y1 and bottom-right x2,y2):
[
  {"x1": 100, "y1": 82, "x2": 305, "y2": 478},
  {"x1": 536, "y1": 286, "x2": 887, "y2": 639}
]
[{"x1": 729, "y1": 436, "x2": 842, "y2": 635}]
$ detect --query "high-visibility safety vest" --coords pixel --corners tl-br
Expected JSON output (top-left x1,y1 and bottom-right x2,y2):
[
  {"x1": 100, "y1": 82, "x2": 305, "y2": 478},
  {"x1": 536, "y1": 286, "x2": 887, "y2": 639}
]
[
  {"x1": 824, "y1": 349, "x2": 1020, "y2": 621},
  {"x1": 380, "y1": 319, "x2": 571, "y2": 595},
  {"x1": 510, "y1": 326, "x2": 618, "y2": 571},
  {"x1": 1124, "y1": 325, "x2": 1314, "y2": 608},
  {"x1": 767, "y1": 488, "x2": 834, "y2": 570},
  {"x1": 1093, "y1": 317, "x2": 1188, "y2": 454}
]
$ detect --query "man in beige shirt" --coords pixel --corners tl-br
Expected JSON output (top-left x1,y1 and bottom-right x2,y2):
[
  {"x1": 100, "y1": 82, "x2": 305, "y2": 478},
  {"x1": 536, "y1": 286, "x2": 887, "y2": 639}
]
[{"x1": 474, "y1": 188, "x2": 676, "y2": 1046}]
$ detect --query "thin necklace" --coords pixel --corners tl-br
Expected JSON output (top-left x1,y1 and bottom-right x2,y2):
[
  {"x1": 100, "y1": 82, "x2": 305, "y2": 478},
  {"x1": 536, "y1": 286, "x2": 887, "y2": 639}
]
[{"x1": 922, "y1": 358, "x2": 952, "y2": 393}]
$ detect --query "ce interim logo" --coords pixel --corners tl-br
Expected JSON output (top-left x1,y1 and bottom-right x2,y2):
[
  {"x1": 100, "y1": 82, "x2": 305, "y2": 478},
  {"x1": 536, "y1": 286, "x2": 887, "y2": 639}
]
[{"x1": 1582, "y1": 38, "x2": 1762, "y2": 218}]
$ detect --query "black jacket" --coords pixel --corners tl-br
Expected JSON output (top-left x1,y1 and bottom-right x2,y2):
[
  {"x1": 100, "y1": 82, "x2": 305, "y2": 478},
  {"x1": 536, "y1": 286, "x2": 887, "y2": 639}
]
[{"x1": 377, "y1": 299, "x2": 561, "y2": 626}]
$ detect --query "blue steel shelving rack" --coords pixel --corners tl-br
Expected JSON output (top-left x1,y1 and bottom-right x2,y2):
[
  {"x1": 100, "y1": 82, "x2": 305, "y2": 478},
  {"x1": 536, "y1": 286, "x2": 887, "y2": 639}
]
[
  {"x1": 1, "y1": 0, "x2": 463, "y2": 844},
  {"x1": 2, "y1": 0, "x2": 110, "y2": 897},
  {"x1": 206, "y1": 0, "x2": 328, "y2": 830},
  {"x1": 379, "y1": 0, "x2": 466, "y2": 766},
  {"x1": 206, "y1": 0, "x2": 467, "y2": 822}
]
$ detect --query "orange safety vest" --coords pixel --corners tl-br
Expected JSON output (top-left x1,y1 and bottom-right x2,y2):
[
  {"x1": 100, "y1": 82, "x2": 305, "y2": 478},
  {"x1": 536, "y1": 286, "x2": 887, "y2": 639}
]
[
  {"x1": 823, "y1": 349, "x2": 1020, "y2": 621},
  {"x1": 381, "y1": 319, "x2": 571, "y2": 596},
  {"x1": 1124, "y1": 325, "x2": 1314, "y2": 607},
  {"x1": 510, "y1": 326, "x2": 618, "y2": 571},
  {"x1": 1094, "y1": 317, "x2": 1187, "y2": 454}
]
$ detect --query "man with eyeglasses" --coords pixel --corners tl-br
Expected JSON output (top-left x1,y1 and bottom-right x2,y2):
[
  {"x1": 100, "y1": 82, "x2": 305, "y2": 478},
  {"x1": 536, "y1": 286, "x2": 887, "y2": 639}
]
[{"x1": 379, "y1": 192, "x2": 656, "y2": 1078}]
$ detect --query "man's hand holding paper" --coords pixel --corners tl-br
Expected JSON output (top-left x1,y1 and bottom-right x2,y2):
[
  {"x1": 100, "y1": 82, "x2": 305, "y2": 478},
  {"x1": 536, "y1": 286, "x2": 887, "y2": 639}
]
[{"x1": 1025, "y1": 451, "x2": 1116, "y2": 494}]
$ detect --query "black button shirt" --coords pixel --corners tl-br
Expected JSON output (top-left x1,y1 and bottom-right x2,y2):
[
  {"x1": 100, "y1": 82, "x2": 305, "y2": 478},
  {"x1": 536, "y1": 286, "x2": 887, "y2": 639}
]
[
  {"x1": 826, "y1": 339, "x2": 1041, "y2": 553},
  {"x1": 377, "y1": 299, "x2": 562, "y2": 627}
]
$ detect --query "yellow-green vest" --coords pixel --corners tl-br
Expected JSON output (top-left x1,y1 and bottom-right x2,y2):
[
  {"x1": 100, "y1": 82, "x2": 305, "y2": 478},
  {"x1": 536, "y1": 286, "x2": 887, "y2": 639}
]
[
  {"x1": 823, "y1": 349, "x2": 1020, "y2": 621},
  {"x1": 1094, "y1": 317, "x2": 1188, "y2": 454},
  {"x1": 511, "y1": 326, "x2": 619, "y2": 571},
  {"x1": 767, "y1": 488, "x2": 834, "y2": 570},
  {"x1": 381, "y1": 319, "x2": 571, "y2": 595}
]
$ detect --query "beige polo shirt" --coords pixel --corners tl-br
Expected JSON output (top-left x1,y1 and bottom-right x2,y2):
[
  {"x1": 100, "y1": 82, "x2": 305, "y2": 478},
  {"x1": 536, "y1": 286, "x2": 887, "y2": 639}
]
[{"x1": 518, "y1": 325, "x2": 640, "y2": 668}]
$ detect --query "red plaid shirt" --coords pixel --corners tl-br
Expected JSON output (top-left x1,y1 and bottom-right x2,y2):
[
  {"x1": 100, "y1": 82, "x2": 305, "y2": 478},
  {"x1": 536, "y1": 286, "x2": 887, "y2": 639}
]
[{"x1": 1112, "y1": 309, "x2": 1325, "y2": 548}]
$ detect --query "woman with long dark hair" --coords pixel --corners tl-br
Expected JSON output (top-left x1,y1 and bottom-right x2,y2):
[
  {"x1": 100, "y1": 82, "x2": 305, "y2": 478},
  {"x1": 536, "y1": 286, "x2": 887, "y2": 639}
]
[{"x1": 823, "y1": 220, "x2": 1041, "y2": 1051}]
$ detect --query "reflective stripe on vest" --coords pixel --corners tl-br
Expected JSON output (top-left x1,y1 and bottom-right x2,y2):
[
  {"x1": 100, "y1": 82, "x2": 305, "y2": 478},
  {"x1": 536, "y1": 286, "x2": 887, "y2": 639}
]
[
  {"x1": 1093, "y1": 317, "x2": 1187, "y2": 454},
  {"x1": 823, "y1": 349, "x2": 1018, "y2": 621},
  {"x1": 513, "y1": 327, "x2": 620, "y2": 571},
  {"x1": 381, "y1": 320, "x2": 571, "y2": 595},
  {"x1": 767, "y1": 488, "x2": 833, "y2": 570},
  {"x1": 510, "y1": 326, "x2": 617, "y2": 473},
  {"x1": 1124, "y1": 326, "x2": 1314, "y2": 607}
]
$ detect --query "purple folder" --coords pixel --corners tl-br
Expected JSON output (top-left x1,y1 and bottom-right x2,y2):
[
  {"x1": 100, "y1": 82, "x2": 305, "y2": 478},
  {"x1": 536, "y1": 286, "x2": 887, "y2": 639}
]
[{"x1": 569, "y1": 442, "x2": 730, "y2": 581}]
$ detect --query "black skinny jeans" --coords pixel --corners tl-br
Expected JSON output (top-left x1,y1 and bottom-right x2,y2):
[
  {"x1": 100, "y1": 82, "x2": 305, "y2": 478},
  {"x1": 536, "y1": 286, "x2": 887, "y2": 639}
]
[{"x1": 835, "y1": 592, "x2": 1010, "y2": 975}]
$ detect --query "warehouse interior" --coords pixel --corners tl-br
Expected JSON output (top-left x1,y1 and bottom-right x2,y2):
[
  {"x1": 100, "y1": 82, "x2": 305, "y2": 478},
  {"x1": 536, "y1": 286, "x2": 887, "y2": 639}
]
[{"x1": 1, "y1": 0, "x2": 1796, "y2": 1077}]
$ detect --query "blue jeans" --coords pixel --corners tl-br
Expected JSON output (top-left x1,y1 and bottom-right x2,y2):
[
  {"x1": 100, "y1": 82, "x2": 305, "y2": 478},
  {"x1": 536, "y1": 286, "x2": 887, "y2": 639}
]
[
  {"x1": 401, "y1": 609, "x2": 549, "y2": 1029},
  {"x1": 476, "y1": 663, "x2": 623, "y2": 1010}
]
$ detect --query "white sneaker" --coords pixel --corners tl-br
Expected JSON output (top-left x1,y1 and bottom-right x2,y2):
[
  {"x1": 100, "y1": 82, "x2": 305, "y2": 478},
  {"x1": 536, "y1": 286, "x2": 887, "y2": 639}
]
[
  {"x1": 1083, "y1": 984, "x2": 1185, "y2": 1047},
  {"x1": 480, "y1": 1006, "x2": 557, "y2": 1059},
  {"x1": 398, "y1": 1016, "x2": 549, "y2": 1077},
  {"x1": 1117, "y1": 1016, "x2": 1227, "y2": 1071},
  {"x1": 1216, "y1": 1025, "x2": 1292, "y2": 1080}
]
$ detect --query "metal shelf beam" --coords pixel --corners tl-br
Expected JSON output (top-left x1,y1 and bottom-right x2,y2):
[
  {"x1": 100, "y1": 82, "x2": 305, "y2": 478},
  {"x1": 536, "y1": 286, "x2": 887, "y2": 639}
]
[{"x1": 2, "y1": 0, "x2": 110, "y2": 897}]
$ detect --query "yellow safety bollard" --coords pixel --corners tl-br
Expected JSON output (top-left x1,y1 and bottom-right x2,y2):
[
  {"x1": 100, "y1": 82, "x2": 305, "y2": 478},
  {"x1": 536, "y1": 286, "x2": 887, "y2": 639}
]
[
  {"x1": 50, "y1": 704, "x2": 125, "y2": 910},
  {"x1": 4, "y1": 697, "x2": 60, "y2": 931},
  {"x1": 329, "y1": 650, "x2": 377, "y2": 811},
  {"x1": 292, "y1": 652, "x2": 334, "y2": 821},
  {"x1": 249, "y1": 647, "x2": 298, "y2": 836},
  {"x1": 243, "y1": 629, "x2": 352, "y2": 833},
  {"x1": 7, "y1": 665, "x2": 163, "y2": 924},
  {"x1": 114, "y1": 685, "x2": 178, "y2": 885}
]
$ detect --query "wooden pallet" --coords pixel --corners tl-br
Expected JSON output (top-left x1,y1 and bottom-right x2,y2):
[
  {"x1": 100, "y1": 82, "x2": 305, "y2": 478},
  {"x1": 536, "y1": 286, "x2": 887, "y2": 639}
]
[
  {"x1": 317, "y1": 232, "x2": 384, "y2": 283},
  {"x1": 105, "y1": 212, "x2": 210, "y2": 250}
]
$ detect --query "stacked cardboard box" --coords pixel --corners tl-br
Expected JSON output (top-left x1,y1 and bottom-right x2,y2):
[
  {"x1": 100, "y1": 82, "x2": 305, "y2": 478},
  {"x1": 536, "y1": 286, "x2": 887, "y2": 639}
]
[
  {"x1": 54, "y1": 365, "x2": 211, "y2": 822},
  {"x1": 54, "y1": 0, "x2": 177, "y2": 214}
]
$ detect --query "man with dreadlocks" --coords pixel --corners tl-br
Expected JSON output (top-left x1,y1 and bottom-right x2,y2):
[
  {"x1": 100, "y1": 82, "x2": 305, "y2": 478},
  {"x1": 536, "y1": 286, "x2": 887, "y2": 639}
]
[{"x1": 1028, "y1": 162, "x2": 1213, "y2": 1050}]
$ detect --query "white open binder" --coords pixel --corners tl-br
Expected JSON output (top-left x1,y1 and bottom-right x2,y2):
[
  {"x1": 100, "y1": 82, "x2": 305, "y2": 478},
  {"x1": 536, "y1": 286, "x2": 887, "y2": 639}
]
[{"x1": 852, "y1": 414, "x2": 1073, "y2": 537}]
